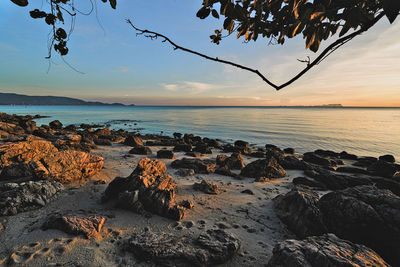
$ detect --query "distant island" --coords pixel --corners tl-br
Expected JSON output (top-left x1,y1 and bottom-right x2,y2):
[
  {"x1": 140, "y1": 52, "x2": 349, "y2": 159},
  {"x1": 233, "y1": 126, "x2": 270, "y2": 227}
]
[{"x1": 0, "y1": 93, "x2": 134, "y2": 106}]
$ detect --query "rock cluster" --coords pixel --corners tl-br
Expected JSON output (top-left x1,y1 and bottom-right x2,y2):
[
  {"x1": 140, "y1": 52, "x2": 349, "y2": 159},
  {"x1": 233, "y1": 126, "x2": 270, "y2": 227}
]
[
  {"x1": 125, "y1": 229, "x2": 240, "y2": 267},
  {"x1": 103, "y1": 158, "x2": 187, "y2": 220},
  {"x1": 171, "y1": 158, "x2": 216, "y2": 174},
  {"x1": 241, "y1": 156, "x2": 286, "y2": 179}
]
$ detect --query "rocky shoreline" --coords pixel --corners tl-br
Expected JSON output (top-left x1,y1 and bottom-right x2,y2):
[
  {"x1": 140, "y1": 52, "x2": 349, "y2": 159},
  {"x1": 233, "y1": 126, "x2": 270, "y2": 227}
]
[{"x1": 0, "y1": 111, "x2": 399, "y2": 266}]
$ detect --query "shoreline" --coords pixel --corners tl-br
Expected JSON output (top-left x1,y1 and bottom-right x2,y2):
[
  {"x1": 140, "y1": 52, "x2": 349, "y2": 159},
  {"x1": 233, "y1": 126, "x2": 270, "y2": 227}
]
[{"x1": 0, "y1": 112, "x2": 399, "y2": 266}]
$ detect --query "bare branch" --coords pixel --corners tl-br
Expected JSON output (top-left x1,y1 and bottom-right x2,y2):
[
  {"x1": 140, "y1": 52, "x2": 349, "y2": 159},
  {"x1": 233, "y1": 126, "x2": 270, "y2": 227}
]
[{"x1": 127, "y1": 12, "x2": 385, "y2": 91}]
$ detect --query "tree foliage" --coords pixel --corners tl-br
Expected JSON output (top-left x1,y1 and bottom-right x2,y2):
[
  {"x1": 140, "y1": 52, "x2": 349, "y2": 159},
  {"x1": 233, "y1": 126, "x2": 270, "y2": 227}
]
[{"x1": 198, "y1": 0, "x2": 400, "y2": 52}]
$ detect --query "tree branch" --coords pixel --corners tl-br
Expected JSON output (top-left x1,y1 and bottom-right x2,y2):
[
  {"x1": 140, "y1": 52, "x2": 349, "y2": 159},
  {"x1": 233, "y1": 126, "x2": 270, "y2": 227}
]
[{"x1": 126, "y1": 12, "x2": 385, "y2": 91}]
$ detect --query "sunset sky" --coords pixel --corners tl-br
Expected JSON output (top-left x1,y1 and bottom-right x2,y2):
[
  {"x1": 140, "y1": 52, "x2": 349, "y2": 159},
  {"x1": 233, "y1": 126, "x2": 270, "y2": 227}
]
[{"x1": 0, "y1": 1, "x2": 399, "y2": 106}]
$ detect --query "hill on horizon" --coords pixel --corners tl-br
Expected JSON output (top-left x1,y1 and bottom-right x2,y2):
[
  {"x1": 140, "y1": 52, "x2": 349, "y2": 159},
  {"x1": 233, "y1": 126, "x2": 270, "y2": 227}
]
[{"x1": 0, "y1": 93, "x2": 134, "y2": 106}]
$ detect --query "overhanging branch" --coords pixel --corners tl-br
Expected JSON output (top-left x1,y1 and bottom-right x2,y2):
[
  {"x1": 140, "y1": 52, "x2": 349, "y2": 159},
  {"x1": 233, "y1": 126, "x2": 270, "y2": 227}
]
[{"x1": 127, "y1": 12, "x2": 385, "y2": 91}]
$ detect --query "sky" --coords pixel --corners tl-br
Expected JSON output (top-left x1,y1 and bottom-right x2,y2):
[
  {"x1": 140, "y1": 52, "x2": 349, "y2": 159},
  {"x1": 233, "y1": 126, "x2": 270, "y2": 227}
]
[{"x1": 0, "y1": 0, "x2": 399, "y2": 106}]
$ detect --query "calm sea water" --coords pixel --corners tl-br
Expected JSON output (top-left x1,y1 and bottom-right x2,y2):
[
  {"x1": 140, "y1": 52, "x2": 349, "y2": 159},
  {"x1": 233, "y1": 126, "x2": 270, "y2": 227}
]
[{"x1": 1, "y1": 105, "x2": 399, "y2": 159}]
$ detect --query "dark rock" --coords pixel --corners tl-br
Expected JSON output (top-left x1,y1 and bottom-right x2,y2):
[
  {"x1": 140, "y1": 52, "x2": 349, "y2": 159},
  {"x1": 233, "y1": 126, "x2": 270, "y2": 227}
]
[
  {"x1": 273, "y1": 186, "x2": 327, "y2": 238},
  {"x1": 49, "y1": 120, "x2": 63, "y2": 130},
  {"x1": 194, "y1": 143, "x2": 212, "y2": 154},
  {"x1": 241, "y1": 189, "x2": 254, "y2": 195},
  {"x1": 283, "y1": 148, "x2": 295, "y2": 154},
  {"x1": 266, "y1": 148, "x2": 285, "y2": 162},
  {"x1": 379, "y1": 154, "x2": 396, "y2": 163},
  {"x1": 314, "y1": 149, "x2": 339, "y2": 158},
  {"x1": 0, "y1": 180, "x2": 63, "y2": 216},
  {"x1": 215, "y1": 165, "x2": 237, "y2": 178},
  {"x1": 173, "y1": 132, "x2": 182, "y2": 139},
  {"x1": 129, "y1": 146, "x2": 152, "y2": 155},
  {"x1": 304, "y1": 168, "x2": 371, "y2": 190},
  {"x1": 292, "y1": 177, "x2": 327, "y2": 190},
  {"x1": 179, "y1": 200, "x2": 194, "y2": 209},
  {"x1": 223, "y1": 144, "x2": 252, "y2": 155},
  {"x1": 223, "y1": 152, "x2": 245, "y2": 170},
  {"x1": 185, "y1": 152, "x2": 201, "y2": 158},
  {"x1": 234, "y1": 140, "x2": 248, "y2": 148},
  {"x1": 241, "y1": 157, "x2": 286, "y2": 179},
  {"x1": 280, "y1": 156, "x2": 311, "y2": 170},
  {"x1": 173, "y1": 144, "x2": 192, "y2": 152},
  {"x1": 353, "y1": 156, "x2": 378, "y2": 168},
  {"x1": 249, "y1": 151, "x2": 265, "y2": 158},
  {"x1": 171, "y1": 158, "x2": 216, "y2": 174},
  {"x1": 216, "y1": 155, "x2": 228, "y2": 166},
  {"x1": 123, "y1": 135, "x2": 144, "y2": 147},
  {"x1": 339, "y1": 151, "x2": 358, "y2": 160},
  {"x1": 303, "y1": 152, "x2": 337, "y2": 167},
  {"x1": 103, "y1": 158, "x2": 187, "y2": 221},
  {"x1": 265, "y1": 144, "x2": 277, "y2": 150},
  {"x1": 267, "y1": 234, "x2": 389, "y2": 267},
  {"x1": 43, "y1": 214, "x2": 105, "y2": 239},
  {"x1": 204, "y1": 139, "x2": 222, "y2": 149},
  {"x1": 319, "y1": 185, "x2": 400, "y2": 265},
  {"x1": 175, "y1": 168, "x2": 195, "y2": 177},
  {"x1": 367, "y1": 160, "x2": 399, "y2": 178},
  {"x1": 125, "y1": 229, "x2": 240, "y2": 267},
  {"x1": 157, "y1": 149, "x2": 175, "y2": 159},
  {"x1": 193, "y1": 180, "x2": 221, "y2": 195},
  {"x1": 336, "y1": 166, "x2": 370, "y2": 175},
  {"x1": 94, "y1": 138, "x2": 112, "y2": 146}
]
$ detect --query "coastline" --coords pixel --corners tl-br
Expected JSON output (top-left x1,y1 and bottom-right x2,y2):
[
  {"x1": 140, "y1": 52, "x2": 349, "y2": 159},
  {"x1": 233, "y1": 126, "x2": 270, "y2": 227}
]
[{"x1": 0, "y1": 112, "x2": 399, "y2": 266}]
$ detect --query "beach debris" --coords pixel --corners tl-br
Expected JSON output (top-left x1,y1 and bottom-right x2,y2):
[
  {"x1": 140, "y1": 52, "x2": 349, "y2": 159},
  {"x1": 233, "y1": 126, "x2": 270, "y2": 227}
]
[
  {"x1": 157, "y1": 149, "x2": 175, "y2": 159},
  {"x1": 0, "y1": 180, "x2": 63, "y2": 216},
  {"x1": 240, "y1": 157, "x2": 286, "y2": 179},
  {"x1": 193, "y1": 180, "x2": 221, "y2": 195},
  {"x1": 103, "y1": 158, "x2": 187, "y2": 221},
  {"x1": 0, "y1": 140, "x2": 104, "y2": 183},
  {"x1": 124, "y1": 229, "x2": 240, "y2": 267},
  {"x1": 267, "y1": 234, "x2": 389, "y2": 267},
  {"x1": 171, "y1": 158, "x2": 216, "y2": 174},
  {"x1": 43, "y1": 214, "x2": 106, "y2": 239}
]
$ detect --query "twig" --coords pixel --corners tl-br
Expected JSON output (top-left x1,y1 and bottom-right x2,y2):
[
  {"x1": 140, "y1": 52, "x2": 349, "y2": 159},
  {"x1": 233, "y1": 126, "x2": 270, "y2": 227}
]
[{"x1": 126, "y1": 12, "x2": 385, "y2": 91}]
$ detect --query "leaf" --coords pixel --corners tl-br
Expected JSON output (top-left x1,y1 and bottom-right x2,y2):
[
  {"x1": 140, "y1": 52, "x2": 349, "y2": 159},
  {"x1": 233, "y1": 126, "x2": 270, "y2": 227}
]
[
  {"x1": 382, "y1": 0, "x2": 400, "y2": 23},
  {"x1": 109, "y1": 0, "x2": 116, "y2": 9},
  {"x1": 196, "y1": 7, "x2": 211, "y2": 19},
  {"x1": 212, "y1": 9, "x2": 220, "y2": 19}
]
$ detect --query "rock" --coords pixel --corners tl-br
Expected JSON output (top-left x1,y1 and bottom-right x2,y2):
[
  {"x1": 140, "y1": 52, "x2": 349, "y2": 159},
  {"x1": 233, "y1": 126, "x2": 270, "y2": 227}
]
[
  {"x1": 280, "y1": 156, "x2": 311, "y2": 170},
  {"x1": 216, "y1": 155, "x2": 228, "y2": 166},
  {"x1": 171, "y1": 158, "x2": 216, "y2": 174},
  {"x1": 95, "y1": 127, "x2": 111, "y2": 137},
  {"x1": 175, "y1": 168, "x2": 195, "y2": 177},
  {"x1": 204, "y1": 138, "x2": 222, "y2": 149},
  {"x1": 193, "y1": 143, "x2": 212, "y2": 154},
  {"x1": 94, "y1": 138, "x2": 112, "y2": 146},
  {"x1": 0, "y1": 140, "x2": 104, "y2": 183},
  {"x1": 314, "y1": 149, "x2": 339, "y2": 158},
  {"x1": 103, "y1": 158, "x2": 186, "y2": 220},
  {"x1": 266, "y1": 148, "x2": 285, "y2": 162},
  {"x1": 157, "y1": 149, "x2": 175, "y2": 159},
  {"x1": 193, "y1": 180, "x2": 221, "y2": 195},
  {"x1": 173, "y1": 132, "x2": 182, "y2": 139},
  {"x1": 234, "y1": 140, "x2": 248, "y2": 148},
  {"x1": 304, "y1": 168, "x2": 371, "y2": 190},
  {"x1": 292, "y1": 177, "x2": 326, "y2": 190},
  {"x1": 0, "y1": 180, "x2": 63, "y2": 216},
  {"x1": 353, "y1": 156, "x2": 378, "y2": 168},
  {"x1": 273, "y1": 186, "x2": 327, "y2": 238},
  {"x1": 367, "y1": 160, "x2": 399, "y2": 178},
  {"x1": 179, "y1": 200, "x2": 194, "y2": 209},
  {"x1": 173, "y1": 144, "x2": 192, "y2": 152},
  {"x1": 43, "y1": 214, "x2": 105, "y2": 239},
  {"x1": 223, "y1": 152, "x2": 245, "y2": 170},
  {"x1": 265, "y1": 144, "x2": 278, "y2": 150},
  {"x1": 249, "y1": 151, "x2": 265, "y2": 158},
  {"x1": 283, "y1": 148, "x2": 295, "y2": 154},
  {"x1": 336, "y1": 166, "x2": 370, "y2": 174},
  {"x1": 303, "y1": 152, "x2": 337, "y2": 167},
  {"x1": 379, "y1": 154, "x2": 396, "y2": 163},
  {"x1": 267, "y1": 234, "x2": 389, "y2": 267},
  {"x1": 125, "y1": 229, "x2": 240, "y2": 267},
  {"x1": 319, "y1": 185, "x2": 400, "y2": 265},
  {"x1": 0, "y1": 220, "x2": 3, "y2": 232},
  {"x1": 185, "y1": 152, "x2": 201, "y2": 158},
  {"x1": 223, "y1": 144, "x2": 252, "y2": 155},
  {"x1": 339, "y1": 151, "x2": 358, "y2": 160},
  {"x1": 241, "y1": 189, "x2": 254, "y2": 195},
  {"x1": 215, "y1": 165, "x2": 238, "y2": 178},
  {"x1": 241, "y1": 157, "x2": 286, "y2": 179},
  {"x1": 49, "y1": 120, "x2": 63, "y2": 130},
  {"x1": 123, "y1": 135, "x2": 144, "y2": 147},
  {"x1": 129, "y1": 146, "x2": 152, "y2": 155}
]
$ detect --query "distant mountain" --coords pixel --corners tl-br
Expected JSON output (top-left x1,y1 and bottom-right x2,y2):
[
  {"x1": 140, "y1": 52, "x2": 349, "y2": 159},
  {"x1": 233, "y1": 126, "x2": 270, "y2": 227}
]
[{"x1": 0, "y1": 93, "x2": 134, "y2": 106}]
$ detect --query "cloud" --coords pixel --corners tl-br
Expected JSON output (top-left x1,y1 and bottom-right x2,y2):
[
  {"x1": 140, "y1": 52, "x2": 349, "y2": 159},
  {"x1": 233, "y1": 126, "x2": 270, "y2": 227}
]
[{"x1": 161, "y1": 81, "x2": 226, "y2": 94}]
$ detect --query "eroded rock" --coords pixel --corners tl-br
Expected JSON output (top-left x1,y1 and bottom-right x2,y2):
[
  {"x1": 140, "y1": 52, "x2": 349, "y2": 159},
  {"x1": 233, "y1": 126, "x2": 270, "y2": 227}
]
[
  {"x1": 193, "y1": 180, "x2": 221, "y2": 195},
  {"x1": 171, "y1": 158, "x2": 216, "y2": 174},
  {"x1": 241, "y1": 157, "x2": 286, "y2": 179}
]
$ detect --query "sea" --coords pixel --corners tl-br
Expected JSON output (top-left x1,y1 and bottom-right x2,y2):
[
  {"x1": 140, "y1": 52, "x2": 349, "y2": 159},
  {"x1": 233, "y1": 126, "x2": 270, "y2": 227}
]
[{"x1": 1, "y1": 105, "x2": 399, "y2": 159}]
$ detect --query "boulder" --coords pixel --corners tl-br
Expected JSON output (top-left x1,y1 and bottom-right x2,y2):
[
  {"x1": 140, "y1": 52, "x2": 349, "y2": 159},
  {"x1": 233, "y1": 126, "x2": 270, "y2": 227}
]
[
  {"x1": 292, "y1": 177, "x2": 327, "y2": 190},
  {"x1": 367, "y1": 160, "x2": 399, "y2": 178},
  {"x1": 249, "y1": 151, "x2": 265, "y2": 158},
  {"x1": 339, "y1": 151, "x2": 358, "y2": 160},
  {"x1": 157, "y1": 149, "x2": 175, "y2": 159},
  {"x1": 193, "y1": 180, "x2": 221, "y2": 195},
  {"x1": 193, "y1": 143, "x2": 212, "y2": 154},
  {"x1": 283, "y1": 148, "x2": 295, "y2": 154},
  {"x1": 303, "y1": 152, "x2": 337, "y2": 167},
  {"x1": 171, "y1": 158, "x2": 216, "y2": 174},
  {"x1": 103, "y1": 158, "x2": 187, "y2": 220},
  {"x1": 173, "y1": 144, "x2": 192, "y2": 152},
  {"x1": 267, "y1": 234, "x2": 389, "y2": 267},
  {"x1": 223, "y1": 152, "x2": 245, "y2": 170},
  {"x1": 0, "y1": 140, "x2": 104, "y2": 183},
  {"x1": 43, "y1": 214, "x2": 105, "y2": 239},
  {"x1": 49, "y1": 120, "x2": 63, "y2": 130},
  {"x1": 129, "y1": 146, "x2": 152, "y2": 155},
  {"x1": 319, "y1": 185, "x2": 400, "y2": 265},
  {"x1": 379, "y1": 154, "x2": 396, "y2": 163},
  {"x1": 123, "y1": 135, "x2": 144, "y2": 147},
  {"x1": 335, "y1": 166, "x2": 370, "y2": 175},
  {"x1": 353, "y1": 156, "x2": 378, "y2": 168},
  {"x1": 0, "y1": 180, "x2": 63, "y2": 216},
  {"x1": 175, "y1": 168, "x2": 195, "y2": 177},
  {"x1": 125, "y1": 229, "x2": 240, "y2": 267},
  {"x1": 241, "y1": 157, "x2": 286, "y2": 179},
  {"x1": 94, "y1": 138, "x2": 112, "y2": 146},
  {"x1": 234, "y1": 140, "x2": 248, "y2": 148},
  {"x1": 215, "y1": 165, "x2": 238, "y2": 178},
  {"x1": 216, "y1": 155, "x2": 228, "y2": 166},
  {"x1": 280, "y1": 156, "x2": 311, "y2": 170},
  {"x1": 185, "y1": 152, "x2": 201, "y2": 158},
  {"x1": 273, "y1": 186, "x2": 327, "y2": 238}
]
